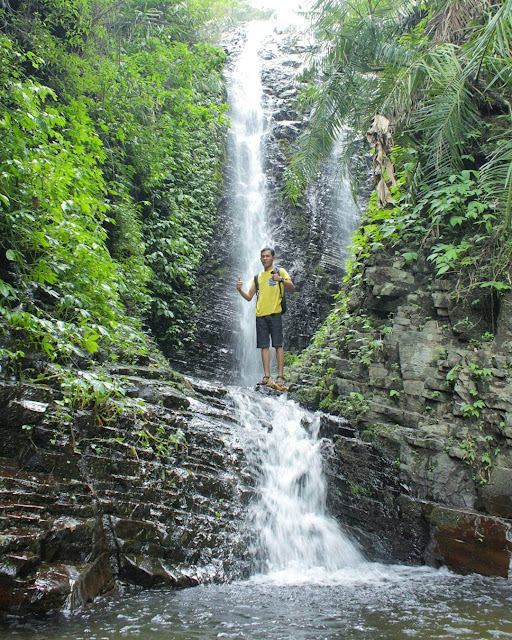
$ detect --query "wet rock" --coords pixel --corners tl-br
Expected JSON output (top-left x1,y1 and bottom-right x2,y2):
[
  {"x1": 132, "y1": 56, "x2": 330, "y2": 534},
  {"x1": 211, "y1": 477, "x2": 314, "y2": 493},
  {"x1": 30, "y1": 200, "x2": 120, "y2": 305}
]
[
  {"x1": 0, "y1": 553, "x2": 41, "y2": 579},
  {"x1": 66, "y1": 554, "x2": 115, "y2": 610},
  {"x1": 120, "y1": 555, "x2": 199, "y2": 588},
  {"x1": 318, "y1": 414, "x2": 356, "y2": 440},
  {"x1": 160, "y1": 389, "x2": 191, "y2": 410},
  {"x1": 23, "y1": 555, "x2": 115, "y2": 614},
  {"x1": 325, "y1": 437, "x2": 428, "y2": 564},
  {"x1": 40, "y1": 518, "x2": 101, "y2": 562},
  {"x1": 0, "y1": 371, "x2": 251, "y2": 615},
  {"x1": 424, "y1": 505, "x2": 512, "y2": 578},
  {"x1": 476, "y1": 467, "x2": 512, "y2": 518}
]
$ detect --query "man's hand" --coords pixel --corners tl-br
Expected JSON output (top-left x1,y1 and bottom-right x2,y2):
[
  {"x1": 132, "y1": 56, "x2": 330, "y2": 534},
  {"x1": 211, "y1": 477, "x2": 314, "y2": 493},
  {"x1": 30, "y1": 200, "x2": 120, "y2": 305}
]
[
  {"x1": 271, "y1": 271, "x2": 283, "y2": 282},
  {"x1": 237, "y1": 277, "x2": 256, "y2": 301}
]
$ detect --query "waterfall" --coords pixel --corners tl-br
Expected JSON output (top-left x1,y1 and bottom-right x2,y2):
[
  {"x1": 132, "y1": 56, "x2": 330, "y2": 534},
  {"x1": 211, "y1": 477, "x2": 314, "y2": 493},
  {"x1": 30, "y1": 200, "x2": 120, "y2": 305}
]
[
  {"x1": 232, "y1": 389, "x2": 364, "y2": 581},
  {"x1": 225, "y1": 16, "x2": 364, "y2": 582},
  {"x1": 227, "y1": 22, "x2": 273, "y2": 386},
  {"x1": 318, "y1": 136, "x2": 361, "y2": 272}
]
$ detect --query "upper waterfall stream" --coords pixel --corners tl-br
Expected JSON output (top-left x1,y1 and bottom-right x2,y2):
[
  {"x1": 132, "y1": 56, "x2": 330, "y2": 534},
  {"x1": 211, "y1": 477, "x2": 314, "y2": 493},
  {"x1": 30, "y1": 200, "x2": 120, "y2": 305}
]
[{"x1": 229, "y1": 21, "x2": 273, "y2": 385}]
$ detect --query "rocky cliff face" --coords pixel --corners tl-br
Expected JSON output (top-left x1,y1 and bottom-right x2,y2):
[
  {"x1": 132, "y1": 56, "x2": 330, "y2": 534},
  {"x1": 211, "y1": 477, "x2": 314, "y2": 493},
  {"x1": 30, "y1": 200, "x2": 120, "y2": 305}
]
[
  {"x1": 291, "y1": 248, "x2": 512, "y2": 577},
  {"x1": 0, "y1": 368, "x2": 253, "y2": 616}
]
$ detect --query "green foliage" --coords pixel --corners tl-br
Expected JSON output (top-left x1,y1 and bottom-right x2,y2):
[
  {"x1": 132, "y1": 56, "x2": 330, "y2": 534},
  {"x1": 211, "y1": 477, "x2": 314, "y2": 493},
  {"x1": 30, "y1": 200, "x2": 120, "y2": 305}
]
[
  {"x1": 287, "y1": 0, "x2": 512, "y2": 216},
  {"x1": 135, "y1": 425, "x2": 187, "y2": 458},
  {"x1": 468, "y1": 362, "x2": 492, "y2": 381},
  {"x1": 319, "y1": 389, "x2": 369, "y2": 422},
  {"x1": 0, "y1": 0, "x2": 237, "y2": 364},
  {"x1": 461, "y1": 399, "x2": 485, "y2": 418},
  {"x1": 92, "y1": 37, "x2": 229, "y2": 346},
  {"x1": 0, "y1": 52, "x2": 147, "y2": 361},
  {"x1": 39, "y1": 365, "x2": 144, "y2": 416},
  {"x1": 286, "y1": 2, "x2": 512, "y2": 334},
  {"x1": 458, "y1": 432, "x2": 500, "y2": 486}
]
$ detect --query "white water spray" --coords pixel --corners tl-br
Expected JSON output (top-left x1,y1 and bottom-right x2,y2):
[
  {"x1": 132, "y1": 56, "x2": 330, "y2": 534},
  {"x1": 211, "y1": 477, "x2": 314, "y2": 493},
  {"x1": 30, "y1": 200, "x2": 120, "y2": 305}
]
[
  {"x1": 233, "y1": 390, "x2": 364, "y2": 581},
  {"x1": 321, "y1": 136, "x2": 361, "y2": 270}
]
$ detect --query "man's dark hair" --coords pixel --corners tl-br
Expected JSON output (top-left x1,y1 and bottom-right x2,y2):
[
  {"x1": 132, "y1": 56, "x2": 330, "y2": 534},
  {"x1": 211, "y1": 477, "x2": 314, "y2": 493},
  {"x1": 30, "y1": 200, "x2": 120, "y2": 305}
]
[{"x1": 260, "y1": 247, "x2": 275, "y2": 256}]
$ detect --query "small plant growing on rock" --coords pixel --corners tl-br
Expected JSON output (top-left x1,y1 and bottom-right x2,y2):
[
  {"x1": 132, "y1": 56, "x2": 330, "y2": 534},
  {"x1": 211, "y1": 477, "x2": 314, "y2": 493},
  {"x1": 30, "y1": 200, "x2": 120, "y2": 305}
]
[
  {"x1": 461, "y1": 399, "x2": 485, "y2": 418},
  {"x1": 445, "y1": 365, "x2": 462, "y2": 385},
  {"x1": 460, "y1": 436, "x2": 476, "y2": 463},
  {"x1": 469, "y1": 362, "x2": 493, "y2": 381}
]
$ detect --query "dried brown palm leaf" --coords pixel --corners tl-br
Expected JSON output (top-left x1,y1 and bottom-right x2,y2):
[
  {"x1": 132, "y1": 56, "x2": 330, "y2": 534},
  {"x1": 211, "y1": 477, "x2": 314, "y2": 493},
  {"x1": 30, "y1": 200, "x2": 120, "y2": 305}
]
[
  {"x1": 366, "y1": 114, "x2": 397, "y2": 208},
  {"x1": 426, "y1": 0, "x2": 493, "y2": 44}
]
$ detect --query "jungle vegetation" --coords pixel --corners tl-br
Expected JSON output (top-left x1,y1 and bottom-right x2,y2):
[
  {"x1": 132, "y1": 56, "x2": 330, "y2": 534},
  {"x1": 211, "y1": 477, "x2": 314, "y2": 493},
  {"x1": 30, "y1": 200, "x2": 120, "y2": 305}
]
[
  {"x1": 0, "y1": 0, "x2": 266, "y2": 377},
  {"x1": 2, "y1": 0, "x2": 511, "y2": 387},
  {"x1": 287, "y1": 0, "x2": 512, "y2": 310},
  {"x1": 286, "y1": 0, "x2": 512, "y2": 420}
]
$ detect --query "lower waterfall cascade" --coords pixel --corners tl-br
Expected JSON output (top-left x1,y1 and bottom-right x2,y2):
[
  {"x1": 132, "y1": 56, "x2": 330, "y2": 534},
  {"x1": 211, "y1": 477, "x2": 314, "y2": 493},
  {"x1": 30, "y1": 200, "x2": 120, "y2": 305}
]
[
  {"x1": 4, "y1": 383, "x2": 512, "y2": 639},
  {"x1": 231, "y1": 388, "x2": 364, "y2": 578}
]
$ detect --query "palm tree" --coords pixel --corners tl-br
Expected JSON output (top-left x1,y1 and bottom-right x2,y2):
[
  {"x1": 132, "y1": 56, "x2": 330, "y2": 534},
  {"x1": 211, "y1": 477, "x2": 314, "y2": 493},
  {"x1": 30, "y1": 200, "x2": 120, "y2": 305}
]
[{"x1": 286, "y1": 0, "x2": 512, "y2": 221}]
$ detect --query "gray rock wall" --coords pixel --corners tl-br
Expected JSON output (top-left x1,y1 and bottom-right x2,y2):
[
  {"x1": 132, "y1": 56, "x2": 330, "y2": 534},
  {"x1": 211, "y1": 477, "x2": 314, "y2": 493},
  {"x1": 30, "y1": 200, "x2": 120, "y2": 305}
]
[{"x1": 291, "y1": 249, "x2": 512, "y2": 577}]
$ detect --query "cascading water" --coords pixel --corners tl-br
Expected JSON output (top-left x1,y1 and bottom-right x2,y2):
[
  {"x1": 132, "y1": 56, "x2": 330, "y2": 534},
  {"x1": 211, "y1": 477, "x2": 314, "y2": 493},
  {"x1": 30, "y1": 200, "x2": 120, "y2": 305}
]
[
  {"x1": 226, "y1": 18, "x2": 364, "y2": 579},
  {"x1": 227, "y1": 22, "x2": 273, "y2": 386},
  {"x1": 232, "y1": 389, "x2": 364, "y2": 580},
  {"x1": 319, "y1": 136, "x2": 361, "y2": 272}
]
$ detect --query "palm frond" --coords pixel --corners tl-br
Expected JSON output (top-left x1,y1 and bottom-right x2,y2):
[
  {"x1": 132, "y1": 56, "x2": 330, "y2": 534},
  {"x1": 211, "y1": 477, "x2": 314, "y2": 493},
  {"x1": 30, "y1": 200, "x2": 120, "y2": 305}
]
[
  {"x1": 425, "y1": 0, "x2": 494, "y2": 44},
  {"x1": 480, "y1": 133, "x2": 512, "y2": 227},
  {"x1": 463, "y1": 0, "x2": 512, "y2": 81},
  {"x1": 286, "y1": 0, "x2": 422, "y2": 199},
  {"x1": 413, "y1": 45, "x2": 481, "y2": 179},
  {"x1": 290, "y1": 0, "x2": 511, "y2": 210}
]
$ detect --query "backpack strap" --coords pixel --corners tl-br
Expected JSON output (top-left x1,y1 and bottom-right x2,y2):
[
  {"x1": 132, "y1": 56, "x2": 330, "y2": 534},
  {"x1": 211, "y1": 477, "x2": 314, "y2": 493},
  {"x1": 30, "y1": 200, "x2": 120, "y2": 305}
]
[
  {"x1": 275, "y1": 267, "x2": 284, "y2": 299},
  {"x1": 254, "y1": 274, "x2": 259, "y2": 296},
  {"x1": 272, "y1": 267, "x2": 286, "y2": 311}
]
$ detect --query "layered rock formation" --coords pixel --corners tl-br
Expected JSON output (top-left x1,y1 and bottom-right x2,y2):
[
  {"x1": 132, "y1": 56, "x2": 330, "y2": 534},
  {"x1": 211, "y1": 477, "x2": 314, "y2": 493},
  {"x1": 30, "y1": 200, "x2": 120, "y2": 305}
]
[
  {"x1": 3, "y1": 18, "x2": 510, "y2": 622},
  {"x1": 291, "y1": 249, "x2": 512, "y2": 577},
  {"x1": 0, "y1": 368, "x2": 252, "y2": 615}
]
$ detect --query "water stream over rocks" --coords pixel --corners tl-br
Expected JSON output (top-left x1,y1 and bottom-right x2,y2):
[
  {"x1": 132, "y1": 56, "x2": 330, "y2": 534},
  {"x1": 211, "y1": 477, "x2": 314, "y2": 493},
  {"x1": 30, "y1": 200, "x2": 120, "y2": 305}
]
[
  {"x1": 232, "y1": 389, "x2": 363, "y2": 575},
  {"x1": 4, "y1": 387, "x2": 512, "y2": 637}
]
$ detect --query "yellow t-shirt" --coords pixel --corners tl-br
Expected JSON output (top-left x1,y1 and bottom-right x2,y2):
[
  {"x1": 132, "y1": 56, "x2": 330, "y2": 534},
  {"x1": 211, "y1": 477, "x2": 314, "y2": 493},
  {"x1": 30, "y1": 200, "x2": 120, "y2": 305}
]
[{"x1": 255, "y1": 268, "x2": 290, "y2": 317}]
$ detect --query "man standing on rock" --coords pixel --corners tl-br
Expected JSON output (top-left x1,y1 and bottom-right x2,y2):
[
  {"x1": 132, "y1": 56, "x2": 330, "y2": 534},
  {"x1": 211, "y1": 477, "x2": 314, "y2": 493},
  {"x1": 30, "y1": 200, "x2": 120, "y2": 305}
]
[{"x1": 236, "y1": 247, "x2": 295, "y2": 391}]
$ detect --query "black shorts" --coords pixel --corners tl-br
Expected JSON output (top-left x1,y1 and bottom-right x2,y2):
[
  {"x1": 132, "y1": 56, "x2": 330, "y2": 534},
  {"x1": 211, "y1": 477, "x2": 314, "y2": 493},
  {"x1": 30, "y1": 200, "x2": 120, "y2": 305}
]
[{"x1": 256, "y1": 314, "x2": 283, "y2": 349}]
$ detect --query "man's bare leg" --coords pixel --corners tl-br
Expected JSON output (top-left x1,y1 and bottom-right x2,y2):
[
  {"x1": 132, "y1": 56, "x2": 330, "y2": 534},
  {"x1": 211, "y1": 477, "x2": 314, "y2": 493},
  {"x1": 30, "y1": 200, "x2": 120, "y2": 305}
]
[
  {"x1": 261, "y1": 347, "x2": 271, "y2": 379},
  {"x1": 275, "y1": 346, "x2": 284, "y2": 380}
]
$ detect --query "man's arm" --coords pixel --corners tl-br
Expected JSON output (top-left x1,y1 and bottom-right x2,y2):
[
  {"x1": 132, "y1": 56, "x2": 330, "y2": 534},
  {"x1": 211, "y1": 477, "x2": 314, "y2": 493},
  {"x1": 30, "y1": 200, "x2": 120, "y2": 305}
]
[
  {"x1": 283, "y1": 277, "x2": 295, "y2": 292},
  {"x1": 236, "y1": 276, "x2": 256, "y2": 301},
  {"x1": 271, "y1": 270, "x2": 295, "y2": 292}
]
